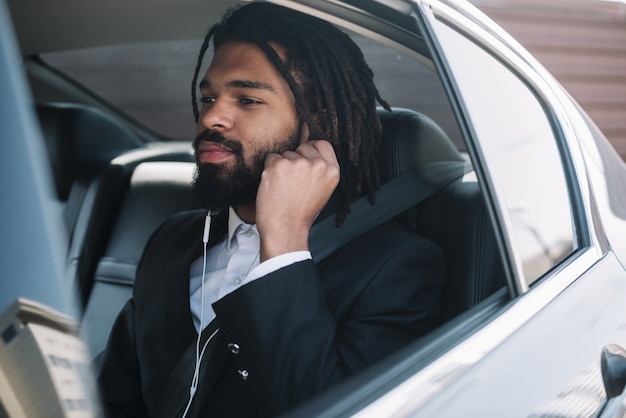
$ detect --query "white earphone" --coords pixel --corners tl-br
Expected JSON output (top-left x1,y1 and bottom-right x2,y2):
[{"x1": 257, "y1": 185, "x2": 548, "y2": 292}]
[{"x1": 182, "y1": 210, "x2": 220, "y2": 417}]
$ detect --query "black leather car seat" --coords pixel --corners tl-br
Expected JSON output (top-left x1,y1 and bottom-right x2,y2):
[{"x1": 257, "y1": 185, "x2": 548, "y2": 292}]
[
  {"x1": 376, "y1": 108, "x2": 463, "y2": 182},
  {"x1": 413, "y1": 173, "x2": 506, "y2": 320},
  {"x1": 36, "y1": 102, "x2": 195, "y2": 310},
  {"x1": 82, "y1": 161, "x2": 202, "y2": 357},
  {"x1": 376, "y1": 108, "x2": 505, "y2": 321}
]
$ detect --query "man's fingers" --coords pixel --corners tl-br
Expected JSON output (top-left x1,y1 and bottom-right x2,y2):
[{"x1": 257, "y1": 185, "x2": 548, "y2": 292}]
[
  {"x1": 281, "y1": 140, "x2": 338, "y2": 165},
  {"x1": 266, "y1": 141, "x2": 333, "y2": 164},
  {"x1": 263, "y1": 140, "x2": 339, "y2": 182},
  {"x1": 280, "y1": 150, "x2": 305, "y2": 161},
  {"x1": 307, "y1": 140, "x2": 337, "y2": 162},
  {"x1": 264, "y1": 152, "x2": 283, "y2": 166}
]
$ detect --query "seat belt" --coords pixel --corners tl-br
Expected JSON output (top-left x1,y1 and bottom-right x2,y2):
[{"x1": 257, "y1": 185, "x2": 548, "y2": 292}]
[
  {"x1": 160, "y1": 160, "x2": 467, "y2": 417},
  {"x1": 309, "y1": 160, "x2": 467, "y2": 263}
]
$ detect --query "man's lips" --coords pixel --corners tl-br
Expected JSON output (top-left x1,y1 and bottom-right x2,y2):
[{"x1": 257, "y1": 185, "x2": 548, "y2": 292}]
[{"x1": 196, "y1": 141, "x2": 235, "y2": 163}]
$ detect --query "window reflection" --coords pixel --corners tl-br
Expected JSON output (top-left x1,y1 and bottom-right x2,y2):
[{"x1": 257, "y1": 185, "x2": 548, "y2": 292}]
[{"x1": 433, "y1": 20, "x2": 575, "y2": 286}]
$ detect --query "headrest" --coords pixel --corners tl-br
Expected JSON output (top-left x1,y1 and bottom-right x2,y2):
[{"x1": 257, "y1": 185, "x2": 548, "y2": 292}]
[
  {"x1": 36, "y1": 102, "x2": 142, "y2": 200},
  {"x1": 376, "y1": 108, "x2": 462, "y2": 183}
]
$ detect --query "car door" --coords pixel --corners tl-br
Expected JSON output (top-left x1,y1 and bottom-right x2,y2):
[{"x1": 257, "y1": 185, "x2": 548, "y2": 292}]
[
  {"x1": 0, "y1": 2, "x2": 101, "y2": 416},
  {"x1": 353, "y1": 1, "x2": 626, "y2": 416}
]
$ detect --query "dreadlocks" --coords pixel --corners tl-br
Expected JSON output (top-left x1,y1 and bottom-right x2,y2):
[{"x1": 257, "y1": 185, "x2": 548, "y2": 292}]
[{"x1": 191, "y1": 2, "x2": 390, "y2": 226}]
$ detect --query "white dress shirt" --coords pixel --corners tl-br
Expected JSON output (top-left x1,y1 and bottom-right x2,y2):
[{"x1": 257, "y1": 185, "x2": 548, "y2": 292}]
[{"x1": 189, "y1": 207, "x2": 311, "y2": 331}]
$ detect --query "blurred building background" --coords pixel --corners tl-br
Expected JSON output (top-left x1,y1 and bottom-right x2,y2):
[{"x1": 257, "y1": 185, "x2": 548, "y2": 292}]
[{"x1": 471, "y1": 0, "x2": 626, "y2": 162}]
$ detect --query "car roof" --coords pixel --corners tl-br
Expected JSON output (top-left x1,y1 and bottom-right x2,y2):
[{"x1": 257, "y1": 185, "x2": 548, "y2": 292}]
[
  {"x1": 8, "y1": 0, "x2": 419, "y2": 56},
  {"x1": 7, "y1": 0, "x2": 237, "y2": 55}
]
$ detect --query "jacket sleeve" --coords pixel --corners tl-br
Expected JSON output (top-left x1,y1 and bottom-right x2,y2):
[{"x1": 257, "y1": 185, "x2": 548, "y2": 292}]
[{"x1": 212, "y1": 224, "x2": 445, "y2": 416}]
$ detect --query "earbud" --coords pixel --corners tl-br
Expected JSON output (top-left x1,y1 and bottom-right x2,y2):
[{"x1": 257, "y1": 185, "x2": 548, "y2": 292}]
[{"x1": 203, "y1": 211, "x2": 212, "y2": 244}]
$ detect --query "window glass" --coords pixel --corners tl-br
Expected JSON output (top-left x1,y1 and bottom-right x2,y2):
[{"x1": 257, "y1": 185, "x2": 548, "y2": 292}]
[
  {"x1": 431, "y1": 19, "x2": 576, "y2": 286},
  {"x1": 44, "y1": 40, "x2": 202, "y2": 140},
  {"x1": 42, "y1": 35, "x2": 463, "y2": 145}
]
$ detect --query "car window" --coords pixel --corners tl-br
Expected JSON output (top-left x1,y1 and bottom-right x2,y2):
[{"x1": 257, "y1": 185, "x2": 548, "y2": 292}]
[
  {"x1": 430, "y1": 18, "x2": 577, "y2": 288},
  {"x1": 43, "y1": 40, "x2": 202, "y2": 140},
  {"x1": 42, "y1": 35, "x2": 464, "y2": 146}
]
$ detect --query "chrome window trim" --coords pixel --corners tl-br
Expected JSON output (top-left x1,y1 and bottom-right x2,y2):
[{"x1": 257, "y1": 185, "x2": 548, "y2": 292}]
[{"x1": 541, "y1": 79, "x2": 611, "y2": 256}]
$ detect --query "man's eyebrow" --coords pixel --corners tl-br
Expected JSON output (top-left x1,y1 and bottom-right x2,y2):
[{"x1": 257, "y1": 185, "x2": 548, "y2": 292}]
[
  {"x1": 230, "y1": 79, "x2": 277, "y2": 92},
  {"x1": 199, "y1": 78, "x2": 278, "y2": 94}
]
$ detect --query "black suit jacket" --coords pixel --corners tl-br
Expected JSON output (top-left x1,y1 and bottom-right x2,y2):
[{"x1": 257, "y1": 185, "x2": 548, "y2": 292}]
[{"x1": 97, "y1": 209, "x2": 445, "y2": 417}]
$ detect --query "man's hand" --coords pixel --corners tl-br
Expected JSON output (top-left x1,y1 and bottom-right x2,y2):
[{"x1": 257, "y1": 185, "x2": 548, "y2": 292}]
[{"x1": 255, "y1": 140, "x2": 340, "y2": 262}]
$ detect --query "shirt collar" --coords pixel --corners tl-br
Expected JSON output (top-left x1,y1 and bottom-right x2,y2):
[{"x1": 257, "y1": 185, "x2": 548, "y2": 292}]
[{"x1": 227, "y1": 207, "x2": 257, "y2": 251}]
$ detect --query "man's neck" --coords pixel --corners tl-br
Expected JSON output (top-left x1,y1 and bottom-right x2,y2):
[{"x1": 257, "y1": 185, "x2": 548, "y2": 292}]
[{"x1": 234, "y1": 203, "x2": 256, "y2": 225}]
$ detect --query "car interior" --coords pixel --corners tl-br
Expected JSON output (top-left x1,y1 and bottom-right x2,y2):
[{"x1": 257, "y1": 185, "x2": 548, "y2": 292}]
[
  {"x1": 10, "y1": 0, "x2": 510, "y2": 407},
  {"x1": 37, "y1": 97, "x2": 507, "y2": 360}
]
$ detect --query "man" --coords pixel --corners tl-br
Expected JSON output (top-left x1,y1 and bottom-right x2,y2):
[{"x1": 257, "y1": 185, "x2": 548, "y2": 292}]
[{"x1": 98, "y1": 3, "x2": 445, "y2": 417}]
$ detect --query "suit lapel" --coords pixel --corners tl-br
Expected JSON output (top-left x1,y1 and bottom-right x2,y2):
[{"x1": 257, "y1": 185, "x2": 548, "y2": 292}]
[
  {"x1": 157, "y1": 211, "x2": 230, "y2": 417},
  {"x1": 165, "y1": 210, "x2": 229, "y2": 347}
]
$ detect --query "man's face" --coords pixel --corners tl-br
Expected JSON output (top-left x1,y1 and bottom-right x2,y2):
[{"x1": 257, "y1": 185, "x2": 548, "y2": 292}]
[{"x1": 193, "y1": 41, "x2": 303, "y2": 210}]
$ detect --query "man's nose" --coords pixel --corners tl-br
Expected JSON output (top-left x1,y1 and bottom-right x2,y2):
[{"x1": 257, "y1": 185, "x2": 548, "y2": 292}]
[{"x1": 199, "y1": 100, "x2": 234, "y2": 131}]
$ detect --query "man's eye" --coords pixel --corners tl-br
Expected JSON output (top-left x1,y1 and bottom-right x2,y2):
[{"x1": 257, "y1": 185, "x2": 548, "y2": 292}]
[
  {"x1": 240, "y1": 98, "x2": 261, "y2": 105},
  {"x1": 199, "y1": 97, "x2": 215, "y2": 104}
]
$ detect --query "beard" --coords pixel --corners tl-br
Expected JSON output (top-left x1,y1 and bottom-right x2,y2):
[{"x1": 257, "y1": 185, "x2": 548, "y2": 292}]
[{"x1": 192, "y1": 128, "x2": 301, "y2": 211}]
